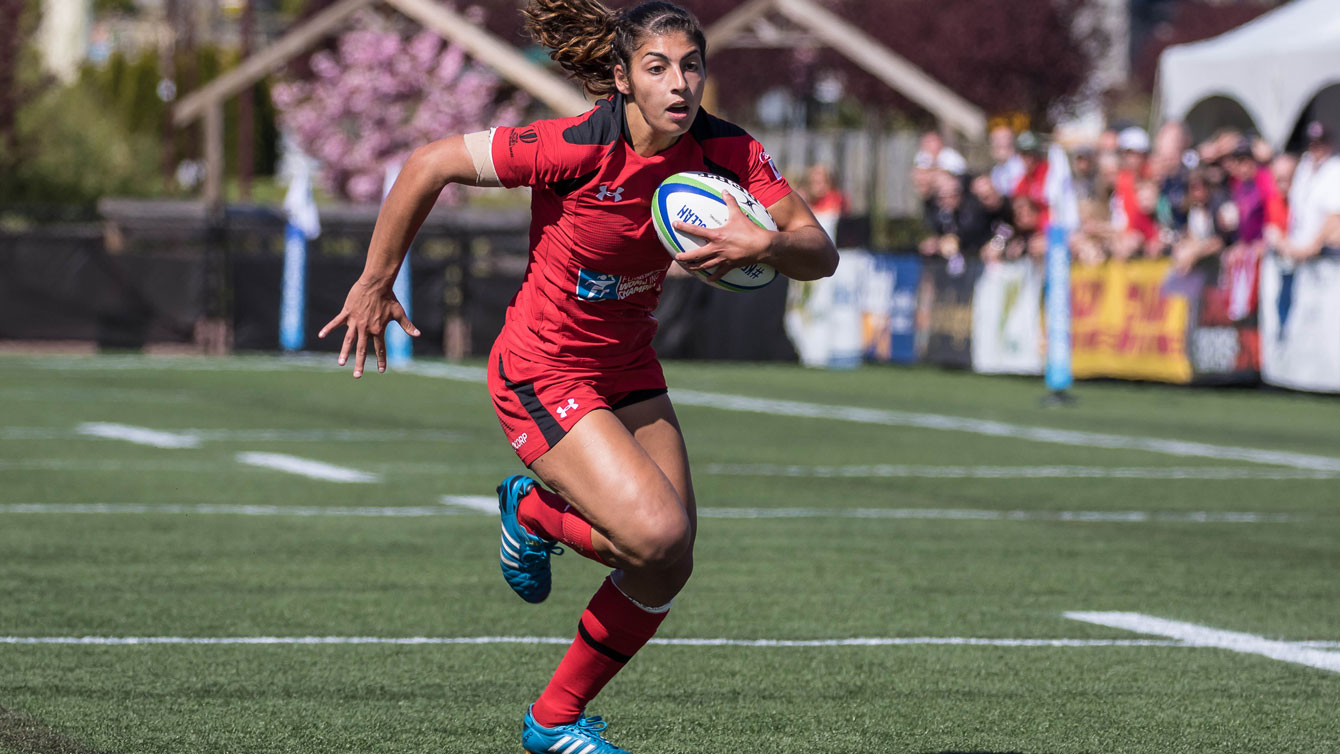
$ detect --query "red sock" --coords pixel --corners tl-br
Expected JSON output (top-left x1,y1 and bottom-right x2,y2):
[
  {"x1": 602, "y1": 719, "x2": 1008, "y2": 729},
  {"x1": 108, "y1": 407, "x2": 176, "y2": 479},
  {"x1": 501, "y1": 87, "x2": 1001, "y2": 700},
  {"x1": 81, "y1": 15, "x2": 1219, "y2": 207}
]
[
  {"x1": 529, "y1": 576, "x2": 670, "y2": 727},
  {"x1": 518, "y1": 485, "x2": 604, "y2": 562}
]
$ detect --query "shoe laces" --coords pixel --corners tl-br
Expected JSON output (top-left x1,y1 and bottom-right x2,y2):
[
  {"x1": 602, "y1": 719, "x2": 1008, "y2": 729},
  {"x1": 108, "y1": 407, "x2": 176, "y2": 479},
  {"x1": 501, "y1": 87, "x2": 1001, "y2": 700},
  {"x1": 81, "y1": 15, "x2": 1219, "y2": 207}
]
[
  {"x1": 521, "y1": 540, "x2": 564, "y2": 563},
  {"x1": 574, "y1": 714, "x2": 609, "y2": 736}
]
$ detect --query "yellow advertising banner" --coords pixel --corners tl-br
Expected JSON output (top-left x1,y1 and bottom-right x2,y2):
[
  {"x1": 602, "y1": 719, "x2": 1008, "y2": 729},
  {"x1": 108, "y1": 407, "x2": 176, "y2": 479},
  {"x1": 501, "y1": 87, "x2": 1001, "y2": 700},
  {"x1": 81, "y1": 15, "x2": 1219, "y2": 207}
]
[{"x1": 1070, "y1": 259, "x2": 1192, "y2": 384}]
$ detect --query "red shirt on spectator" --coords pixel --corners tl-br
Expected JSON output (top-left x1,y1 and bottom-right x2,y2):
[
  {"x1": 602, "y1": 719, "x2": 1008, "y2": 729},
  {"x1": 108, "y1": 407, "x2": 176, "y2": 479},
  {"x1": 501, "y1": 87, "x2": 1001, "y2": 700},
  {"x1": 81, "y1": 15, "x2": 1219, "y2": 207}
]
[
  {"x1": 1013, "y1": 160, "x2": 1050, "y2": 227},
  {"x1": 1113, "y1": 169, "x2": 1159, "y2": 241},
  {"x1": 809, "y1": 188, "x2": 848, "y2": 217},
  {"x1": 1263, "y1": 168, "x2": 1289, "y2": 237}
]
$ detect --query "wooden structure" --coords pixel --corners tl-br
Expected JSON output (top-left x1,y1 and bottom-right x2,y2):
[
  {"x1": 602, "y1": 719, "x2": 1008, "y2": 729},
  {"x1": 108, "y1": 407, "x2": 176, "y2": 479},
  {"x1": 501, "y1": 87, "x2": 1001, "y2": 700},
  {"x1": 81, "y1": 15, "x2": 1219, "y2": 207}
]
[
  {"x1": 705, "y1": 0, "x2": 986, "y2": 141},
  {"x1": 174, "y1": 0, "x2": 986, "y2": 209},
  {"x1": 172, "y1": 0, "x2": 590, "y2": 210}
]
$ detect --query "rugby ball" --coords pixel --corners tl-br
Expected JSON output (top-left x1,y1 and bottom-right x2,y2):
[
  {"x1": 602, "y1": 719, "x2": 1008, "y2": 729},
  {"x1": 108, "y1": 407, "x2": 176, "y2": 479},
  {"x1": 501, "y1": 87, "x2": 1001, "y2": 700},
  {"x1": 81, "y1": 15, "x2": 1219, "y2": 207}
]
[{"x1": 651, "y1": 171, "x2": 778, "y2": 291}]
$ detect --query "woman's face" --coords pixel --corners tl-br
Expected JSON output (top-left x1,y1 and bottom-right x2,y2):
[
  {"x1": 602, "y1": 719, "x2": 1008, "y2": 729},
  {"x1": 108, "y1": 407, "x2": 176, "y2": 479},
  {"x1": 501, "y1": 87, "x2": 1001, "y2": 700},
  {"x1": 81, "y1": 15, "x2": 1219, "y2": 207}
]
[
  {"x1": 1012, "y1": 197, "x2": 1038, "y2": 230},
  {"x1": 615, "y1": 32, "x2": 706, "y2": 140},
  {"x1": 1188, "y1": 179, "x2": 1208, "y2": 205}
]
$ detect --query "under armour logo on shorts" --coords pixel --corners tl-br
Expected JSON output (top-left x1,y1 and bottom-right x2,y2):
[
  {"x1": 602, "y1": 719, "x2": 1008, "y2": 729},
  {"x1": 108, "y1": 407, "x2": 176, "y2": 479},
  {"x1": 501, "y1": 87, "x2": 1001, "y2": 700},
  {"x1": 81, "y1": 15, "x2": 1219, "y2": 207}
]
[
  {"x1": 596, "y1": 184, "x2": 624, "y2": 201},
  {"x1": 556, "y1": 398, "x2": 580, "y2": 419}
]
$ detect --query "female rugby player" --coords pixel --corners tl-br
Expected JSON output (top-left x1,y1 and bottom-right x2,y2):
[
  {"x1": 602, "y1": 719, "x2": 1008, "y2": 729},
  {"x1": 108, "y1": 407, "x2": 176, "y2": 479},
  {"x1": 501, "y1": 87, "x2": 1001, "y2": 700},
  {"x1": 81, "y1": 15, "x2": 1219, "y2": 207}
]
[{"x1": 320, "y1": 1, "x2": 837, "y2": 750}]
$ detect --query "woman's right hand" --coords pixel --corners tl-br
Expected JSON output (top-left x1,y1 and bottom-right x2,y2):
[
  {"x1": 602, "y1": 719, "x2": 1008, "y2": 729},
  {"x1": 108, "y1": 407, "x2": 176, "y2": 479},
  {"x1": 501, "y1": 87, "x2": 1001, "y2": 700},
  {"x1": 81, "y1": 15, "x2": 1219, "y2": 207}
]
[{"x1": 318, "y1": 278, "x2": 419, "y2": 378}]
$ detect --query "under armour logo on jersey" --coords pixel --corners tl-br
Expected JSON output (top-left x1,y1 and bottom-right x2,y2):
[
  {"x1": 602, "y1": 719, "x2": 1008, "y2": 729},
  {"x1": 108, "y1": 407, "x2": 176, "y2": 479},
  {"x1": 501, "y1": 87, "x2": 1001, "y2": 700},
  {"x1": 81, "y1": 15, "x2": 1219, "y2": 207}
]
[
  {"x1": 596, "y1": 184, "x2": 624, "y2": 201},
  {"x1": 555, "y1": 398, "x2": 580, "y2": 419}
]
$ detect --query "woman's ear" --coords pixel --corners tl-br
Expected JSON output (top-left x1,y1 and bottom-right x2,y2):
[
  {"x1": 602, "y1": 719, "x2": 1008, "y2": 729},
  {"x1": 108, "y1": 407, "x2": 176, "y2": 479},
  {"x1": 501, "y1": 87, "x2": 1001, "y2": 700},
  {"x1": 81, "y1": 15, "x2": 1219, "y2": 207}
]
[{"x1": 614, "y1": 63, "x2": 632, "y2": 96}]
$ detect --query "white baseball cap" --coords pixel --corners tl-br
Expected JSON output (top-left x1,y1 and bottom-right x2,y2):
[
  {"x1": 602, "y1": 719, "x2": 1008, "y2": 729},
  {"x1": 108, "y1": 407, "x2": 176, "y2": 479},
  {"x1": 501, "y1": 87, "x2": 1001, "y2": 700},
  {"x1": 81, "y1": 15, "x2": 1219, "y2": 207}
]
[
  {"x1": 936, "y1": 149, "x2": 967, "y2": 176},
  {"x1": 1117, "y1": 126, "x2": 1150, "y2": 153}
]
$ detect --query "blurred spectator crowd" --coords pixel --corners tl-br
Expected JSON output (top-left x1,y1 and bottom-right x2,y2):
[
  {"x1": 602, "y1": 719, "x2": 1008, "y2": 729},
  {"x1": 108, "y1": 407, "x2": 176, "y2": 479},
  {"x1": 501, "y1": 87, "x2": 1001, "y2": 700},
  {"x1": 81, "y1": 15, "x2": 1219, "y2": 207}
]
[{"x1": 906, "y1": 119, "x2": 1340, "y2": 279}]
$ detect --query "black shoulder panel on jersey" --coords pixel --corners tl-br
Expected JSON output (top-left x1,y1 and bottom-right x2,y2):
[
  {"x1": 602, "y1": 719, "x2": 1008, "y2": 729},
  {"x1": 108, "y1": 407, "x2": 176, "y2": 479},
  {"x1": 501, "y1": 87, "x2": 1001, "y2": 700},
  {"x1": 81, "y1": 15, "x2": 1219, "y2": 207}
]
[
  {"x1": 561, "y1": 97, "x2": 621, "y2": 147},
  {"x1": 688, "y1": 110, "x2": 749, "y2": 142},
  {"x1": 690, "y1": 110, "x2": 747, "y2": 182},
  {"x1": 549, "y1": 167, "x2": 601, "y2": 198},
  {"x1": 702, "y1": 157, "x2": 741, "y2": 185}
]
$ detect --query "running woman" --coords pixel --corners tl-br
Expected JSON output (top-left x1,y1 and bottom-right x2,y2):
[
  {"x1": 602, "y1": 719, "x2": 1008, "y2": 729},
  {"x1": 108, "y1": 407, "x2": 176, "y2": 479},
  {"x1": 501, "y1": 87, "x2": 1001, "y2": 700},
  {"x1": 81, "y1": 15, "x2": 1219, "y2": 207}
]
[{"x1": 320, "y1": 2, "x2": 837, "y2": 750}]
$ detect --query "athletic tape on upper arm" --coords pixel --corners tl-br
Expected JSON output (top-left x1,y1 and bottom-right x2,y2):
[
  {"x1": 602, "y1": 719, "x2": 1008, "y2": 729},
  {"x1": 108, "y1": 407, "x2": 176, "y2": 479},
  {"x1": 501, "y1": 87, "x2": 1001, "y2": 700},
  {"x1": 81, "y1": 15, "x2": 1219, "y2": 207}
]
[{"x1": 464, "y1": 129, "x2": 500, "y2": 187}]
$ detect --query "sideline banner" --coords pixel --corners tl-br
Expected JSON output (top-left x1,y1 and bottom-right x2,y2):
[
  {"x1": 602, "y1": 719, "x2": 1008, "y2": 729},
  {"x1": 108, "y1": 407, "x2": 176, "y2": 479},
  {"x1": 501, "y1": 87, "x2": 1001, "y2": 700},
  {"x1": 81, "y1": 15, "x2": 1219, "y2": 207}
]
[
  {"x1": 784, "y1": 248, "x2": 869, "y2": 368},
  {"x1": 1260, "y1": 253, "x2": 1340, "y2": 393},
  {"x1": 1070, "y1": 259, "x2": 1192, "y2": 383},
  {"x1": 861, "y1": 253, "x2": 921, "y2": 364},
  {"x1": 1184, "y1": 248, "x2": 1261, "y2": 384},
  {"x1": 916, "y1": 256, "x2": 980, "y2": 369},
  {"x1": 971, "y1": 259, "x2": 1044, "y2": 375}
]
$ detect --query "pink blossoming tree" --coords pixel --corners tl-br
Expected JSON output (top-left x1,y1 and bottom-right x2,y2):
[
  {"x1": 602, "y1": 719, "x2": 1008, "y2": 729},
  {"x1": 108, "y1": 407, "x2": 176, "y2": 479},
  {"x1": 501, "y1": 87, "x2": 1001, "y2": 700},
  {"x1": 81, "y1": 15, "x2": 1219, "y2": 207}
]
[{"x1": 272, "y1": 8, "x2": 528, "y2": 204}]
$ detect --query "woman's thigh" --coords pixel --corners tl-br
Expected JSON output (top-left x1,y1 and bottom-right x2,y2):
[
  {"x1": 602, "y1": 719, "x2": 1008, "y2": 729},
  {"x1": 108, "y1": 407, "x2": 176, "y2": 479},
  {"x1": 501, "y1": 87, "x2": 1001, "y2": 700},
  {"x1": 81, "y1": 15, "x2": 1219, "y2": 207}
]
[
  {"x1": 528, "y1": 405, "x2": 690, "y2": 561},
  {"x1": 612, "y1": 393, "x2": 696, "y2": 538}
]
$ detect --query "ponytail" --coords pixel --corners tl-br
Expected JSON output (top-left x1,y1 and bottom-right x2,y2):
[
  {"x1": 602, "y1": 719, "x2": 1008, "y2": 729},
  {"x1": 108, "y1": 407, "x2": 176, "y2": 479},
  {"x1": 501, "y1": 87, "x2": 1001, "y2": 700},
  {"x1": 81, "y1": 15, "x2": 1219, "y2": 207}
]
[
  {"x1": 524, "y1": 1, "x2": 707, "y2": 99},
  {"x1": 523, "y1": 0, "x2": 620, "y2": 97}
]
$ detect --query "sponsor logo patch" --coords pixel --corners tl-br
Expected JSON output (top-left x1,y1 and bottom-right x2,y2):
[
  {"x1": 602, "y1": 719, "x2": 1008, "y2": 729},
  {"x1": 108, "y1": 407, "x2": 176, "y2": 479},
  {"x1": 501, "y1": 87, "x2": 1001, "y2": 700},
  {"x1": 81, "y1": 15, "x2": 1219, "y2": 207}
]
[
  {"x1": 760, "y1": 150, "x2": 782, "y2": 181},
  {"x1": 576, "y1": 269, "x2": 620, "y2": 301},
  {"x1": 508, "y1": 128, "x2": 539, "y2": 156},
  {"x1": 575, "y1": 268, "x2": 662, "y2": 301}
]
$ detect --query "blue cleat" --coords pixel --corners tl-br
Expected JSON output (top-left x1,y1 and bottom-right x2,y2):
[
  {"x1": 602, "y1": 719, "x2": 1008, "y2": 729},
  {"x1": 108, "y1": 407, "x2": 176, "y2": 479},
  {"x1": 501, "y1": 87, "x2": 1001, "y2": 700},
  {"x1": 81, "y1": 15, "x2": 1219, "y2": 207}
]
[
  {"x1": 523, "y1": 706, "x2": 631, "y2": 754},
  {"x1": 497, "y1": 474, "x2": 562, "y2": 604}
]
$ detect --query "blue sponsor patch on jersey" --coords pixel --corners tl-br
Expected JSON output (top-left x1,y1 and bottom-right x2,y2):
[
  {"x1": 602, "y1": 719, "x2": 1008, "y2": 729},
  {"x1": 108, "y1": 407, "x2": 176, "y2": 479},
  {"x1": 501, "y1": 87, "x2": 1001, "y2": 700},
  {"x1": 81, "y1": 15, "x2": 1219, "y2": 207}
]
[{"x1": 576, "y1": 269, "x2": 621, "y2": 301}]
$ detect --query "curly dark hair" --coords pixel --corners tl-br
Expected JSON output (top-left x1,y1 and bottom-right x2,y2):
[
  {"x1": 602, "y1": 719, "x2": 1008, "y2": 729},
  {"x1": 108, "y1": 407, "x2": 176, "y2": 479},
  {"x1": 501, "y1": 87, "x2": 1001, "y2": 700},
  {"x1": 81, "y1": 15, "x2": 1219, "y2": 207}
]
[{"x1": 523, "y1": 0, "x2": 706, "y2": 97}]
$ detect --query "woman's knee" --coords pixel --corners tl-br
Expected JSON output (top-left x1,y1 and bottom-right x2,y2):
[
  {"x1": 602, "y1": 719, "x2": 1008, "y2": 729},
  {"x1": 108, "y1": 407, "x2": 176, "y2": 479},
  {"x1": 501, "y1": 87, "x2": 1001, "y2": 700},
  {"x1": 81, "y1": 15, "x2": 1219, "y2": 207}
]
[{"x1": 619, "y1": 506, "x2": 693, "y2": 571}]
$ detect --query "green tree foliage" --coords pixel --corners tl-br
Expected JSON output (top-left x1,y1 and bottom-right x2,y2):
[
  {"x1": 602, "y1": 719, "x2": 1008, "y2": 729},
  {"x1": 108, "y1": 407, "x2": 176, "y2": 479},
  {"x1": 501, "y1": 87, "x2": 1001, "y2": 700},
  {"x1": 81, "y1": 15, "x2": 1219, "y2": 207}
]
[
  {"x1": 2, "y1": 37, "x2": 280, "y2": 205},
  {"x1": 0, "y1": 0, "x2": 41, "y2": 161},
  {"x1": 93, "y1": 0, "x2": 138, "y2": 13},
  {"x1": 4, "y1": 78, "x2": 164, "y2": 203}
]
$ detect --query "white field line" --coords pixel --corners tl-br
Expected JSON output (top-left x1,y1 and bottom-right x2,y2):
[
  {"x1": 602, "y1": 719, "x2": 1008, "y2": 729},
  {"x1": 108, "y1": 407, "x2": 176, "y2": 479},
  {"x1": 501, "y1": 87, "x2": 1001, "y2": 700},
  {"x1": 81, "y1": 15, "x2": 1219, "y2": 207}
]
[
  {"x1": 190, "y1": 429, "x2": 467, "y2": 442},
  {"x1": 18, "y1": 354, "x2": 1340, "y2": 473},
  {"x1": 0, "y1": 504, "x2": 453, "y2": 516},
  {"x1": 671, "y1": 390, "x2": 1340, "y2": 473},
  {"x1": 234, "y1": 452, "x2": 379, "y2": 484},
  {"x1": 439, "y1": 495, "x2": 499, "y2": 513},
  {"x1": 4, "y1": 354, "x2": 348, "y2": 373},
  {"x1": 703, "y1": 463, "x2": 1340, "y2": 481},
  {"x1": 698, "y1": 508, "x2": 1302, "y2": 523},
  {"x1": 0, "y1": 635, "x2": 1185, "y2": 648},
  {"x1": 6, "y1": 353, "x2": 489, "y2": 381},
  {"x1": 1, "y1": 427, "x2": 465, "y2": 442},
  {"x1": 1065, "y1": 611, "x2": 1340, "y2": 674},
  {"x1": 0, "y1": 460, "x2": 225, "y2": 472},
  {"x1": 0, "y1": 459, "x2": 510, "y2": 474},
  {"x1": 4, "y1": 454, "x2": 1334, "y2": 484},
  {"x1": 0, "y1": 388, "x2": 192, "y2": 403},
  {"x1": 0, "y1": 502, "x2": 1306, "y2": 524},
  {"x1": 76, "y1": 422, "x2": 200, "y2": 449}
]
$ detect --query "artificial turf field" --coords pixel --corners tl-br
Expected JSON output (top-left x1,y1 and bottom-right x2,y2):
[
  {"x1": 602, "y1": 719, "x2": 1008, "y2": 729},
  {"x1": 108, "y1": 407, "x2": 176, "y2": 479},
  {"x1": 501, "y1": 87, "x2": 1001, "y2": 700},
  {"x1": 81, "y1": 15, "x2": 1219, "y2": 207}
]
[{"x1": 1, "y1": 353, "x2": 1337, "y2": 754}]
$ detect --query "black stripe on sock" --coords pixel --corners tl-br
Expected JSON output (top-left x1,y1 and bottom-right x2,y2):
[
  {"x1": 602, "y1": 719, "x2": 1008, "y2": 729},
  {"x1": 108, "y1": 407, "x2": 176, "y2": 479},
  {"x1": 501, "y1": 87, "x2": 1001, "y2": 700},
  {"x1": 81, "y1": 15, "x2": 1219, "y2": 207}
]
[
  {"x1": 498, "y1": 355, "x2": 566, "y2": 448},
  {"x1": 577, "y1": 619, "x2": 632, "y2": 664}
]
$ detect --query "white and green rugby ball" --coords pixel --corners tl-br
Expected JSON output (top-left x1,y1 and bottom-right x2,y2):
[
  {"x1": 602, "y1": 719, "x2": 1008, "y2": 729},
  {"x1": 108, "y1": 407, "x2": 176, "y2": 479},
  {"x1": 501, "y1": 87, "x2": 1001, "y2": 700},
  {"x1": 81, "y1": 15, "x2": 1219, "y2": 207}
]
[{"x1": 651, "y1": 171, "x2": 778, "y2": 292}]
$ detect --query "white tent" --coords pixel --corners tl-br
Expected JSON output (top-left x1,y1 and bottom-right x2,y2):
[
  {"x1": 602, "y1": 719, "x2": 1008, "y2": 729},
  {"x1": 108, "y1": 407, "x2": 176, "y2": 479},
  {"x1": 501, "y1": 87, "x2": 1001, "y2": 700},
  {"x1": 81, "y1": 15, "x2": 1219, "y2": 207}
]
[{"x1": 1158, "y1": 0, "x2": 1340, "y2": 147}]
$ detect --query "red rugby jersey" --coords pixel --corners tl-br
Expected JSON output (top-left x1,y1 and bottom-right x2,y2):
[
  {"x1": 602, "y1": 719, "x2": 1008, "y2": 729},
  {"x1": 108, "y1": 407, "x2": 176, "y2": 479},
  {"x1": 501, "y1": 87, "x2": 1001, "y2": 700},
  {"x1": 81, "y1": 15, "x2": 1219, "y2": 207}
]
[{"x1": 490, "y1": 94, "x2": 792, "y2": 370}]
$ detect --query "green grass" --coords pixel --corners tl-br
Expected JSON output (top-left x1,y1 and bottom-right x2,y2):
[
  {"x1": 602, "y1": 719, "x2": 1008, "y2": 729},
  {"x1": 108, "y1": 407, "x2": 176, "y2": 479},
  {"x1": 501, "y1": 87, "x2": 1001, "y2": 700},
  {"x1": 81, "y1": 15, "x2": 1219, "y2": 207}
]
[{"x1": 1, "y1": 354, "x2": 1338, "y2": 753}]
